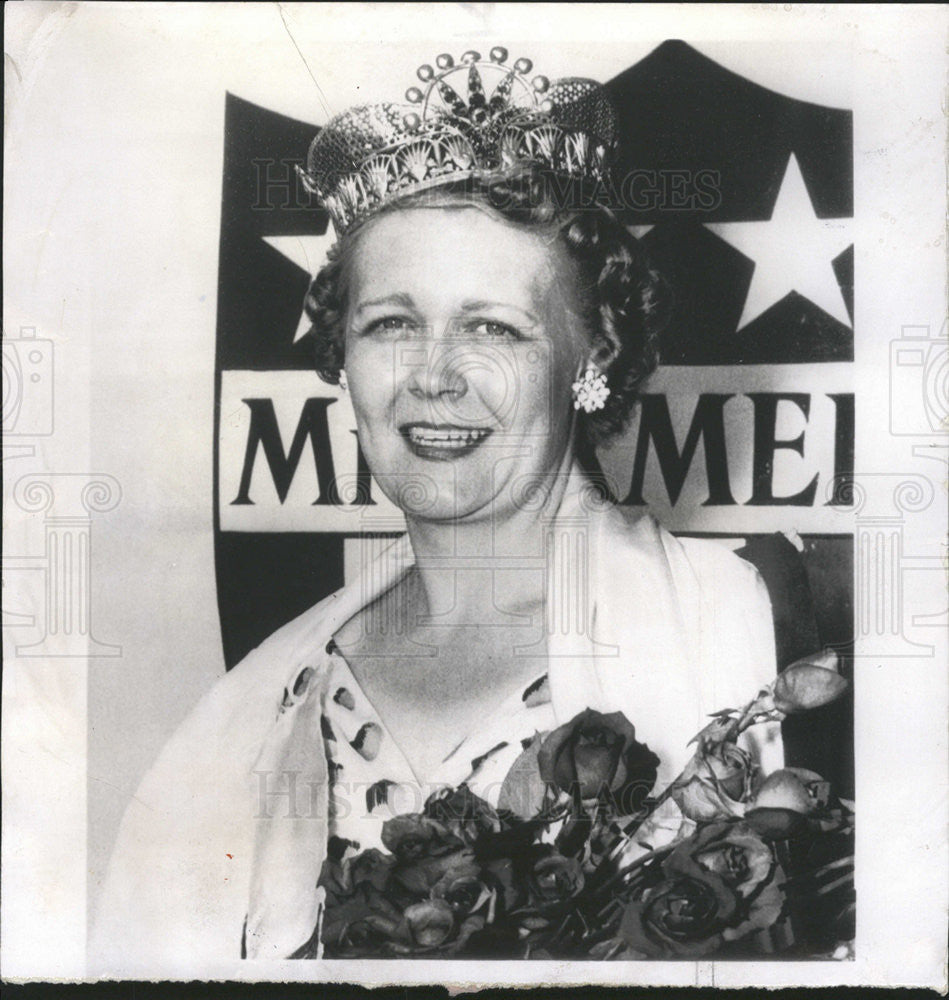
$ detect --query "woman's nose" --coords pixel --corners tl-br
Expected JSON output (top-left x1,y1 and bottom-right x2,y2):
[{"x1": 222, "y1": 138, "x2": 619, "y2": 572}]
[{"x1": 406, "y1": 345, "x2": 469, "y2": 402}]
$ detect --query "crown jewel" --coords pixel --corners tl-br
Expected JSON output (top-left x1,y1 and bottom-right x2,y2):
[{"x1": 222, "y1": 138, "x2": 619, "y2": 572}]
[{"x1": 299, "y1": 48, "x2": 617, "y2": 236}]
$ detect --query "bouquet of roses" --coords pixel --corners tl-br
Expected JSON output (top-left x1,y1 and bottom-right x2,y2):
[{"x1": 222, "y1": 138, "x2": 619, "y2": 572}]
[{"x1": 301, "y1": 651, "x2": 853, "y2": 960}]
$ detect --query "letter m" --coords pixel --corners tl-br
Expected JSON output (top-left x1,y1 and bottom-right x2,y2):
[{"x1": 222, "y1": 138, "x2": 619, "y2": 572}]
[
  {"x1": 231, "y1": 397, "x2": 342, "y2": 505},
  {"x1": 625, "y1": 394, "x2": 735, "y2": 506}
]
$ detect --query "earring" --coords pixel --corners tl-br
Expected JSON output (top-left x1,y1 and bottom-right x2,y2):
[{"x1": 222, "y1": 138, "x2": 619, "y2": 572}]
[
  {"x1": 572, "y1": 367, "x2": 610, "y2": 413},
  {"x1": 338, "y1": 369, "x2": 348, "y2": 392}
]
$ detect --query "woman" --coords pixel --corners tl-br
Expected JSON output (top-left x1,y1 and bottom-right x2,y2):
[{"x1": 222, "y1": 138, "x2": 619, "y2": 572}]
[{"x1": 93, "y1": 49, "x2": 781, "y2": 968}]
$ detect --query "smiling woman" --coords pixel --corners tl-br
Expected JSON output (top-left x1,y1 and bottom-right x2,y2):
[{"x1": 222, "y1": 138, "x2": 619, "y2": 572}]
[
  {"x1": 303, "y1": 186, "x2": 665, "y2": 785},
  {"x1": 93, "y1": 49, "x2": 789, "y2": 967},
  {"x1": 330, "y1": 203, "x2": 592, "y2": 785}
]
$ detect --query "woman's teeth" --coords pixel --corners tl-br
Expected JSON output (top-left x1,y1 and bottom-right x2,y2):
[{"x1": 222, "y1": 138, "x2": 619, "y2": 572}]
[{"x1": 406, "y1": 427, "x2": 490, "y2": 447}]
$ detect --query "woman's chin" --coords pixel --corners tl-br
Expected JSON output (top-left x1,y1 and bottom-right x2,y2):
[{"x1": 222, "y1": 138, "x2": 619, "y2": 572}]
[
  {"x1": 393, "y1": 481, "x2": 495, "y2": 524},
  {"x1": 374, "y1": 462, "x2": 499, "y2": 523}
]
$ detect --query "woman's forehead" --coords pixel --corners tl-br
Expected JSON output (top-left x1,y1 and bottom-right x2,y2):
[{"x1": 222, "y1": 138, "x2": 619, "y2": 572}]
[{"x1": 347, "y1": 205, "x2": 569, "y2": 309}]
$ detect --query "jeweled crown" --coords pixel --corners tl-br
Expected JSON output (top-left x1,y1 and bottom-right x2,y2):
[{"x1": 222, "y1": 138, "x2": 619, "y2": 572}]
[{"x1": 299, "y1": 47, "x2": 618, "y2": 236}]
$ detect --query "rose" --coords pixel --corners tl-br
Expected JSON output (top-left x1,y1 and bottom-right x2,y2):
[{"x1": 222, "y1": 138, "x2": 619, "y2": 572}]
[
  {"x1": 400, "y1": 899, "x2": 456, "y2": 949},
  {"x1": 319, "y1": 848, "x2": 394, "y2": 911},
  {"x1": 321, "y1": 883, "x2": 403, "y2": 953},
  {"x1": 335, "y1": 913, "x2": 403, "y2": 956},
  {"x1": 324, "y1": 854, "x2": 472, "y2": 955},
  {"x1": 538, "y1": 709, "x2": 659, "y2": 807},
  {"x1": 431, "y1": 861, "x2": 491, "y2": 916},
  {"x1": 618, "y1": 820, "x2": 787, "y2": 957},
  {"x1": 665, "y1": 821, "x2": 783, "y2": 940},
  {"x1": 752, "y1": 768, "x2": 831, "y2": 812},
  {"x1": 745, "y1": 767, "x2": 833, "y2": 838},
  {"x1": 772, "y1": 653, "x2": 848, "y2": 714},
  {"x1": 423, "y1": 784, "x2": 501, "y2": 846},
  {"x1": 699, "y1": 653, "x2": 848, "y2": 749},
  {"x1": 389, "y1": 847, "x2": 478, "y2": 900},
  {"x1": 348, "y1": 847, "x2": 395, "y2": 893},
  {"x1": 336, "y1": 900, "x2": 456, "y2": 955},
  {"x1": 619, "y1": 873, "x2": 735, "y2": 957},
  {"x1": 671, "y1": 741, "x2": 755, "y2": 822},
  {"x1": 673, "y1": 823, "x2": 772, "y2": 891},
  {"x1": 380, "y1": 813, "x2": 462, "y2": 860},
  {"x1": 524, "y1": 848, "x2": 586, "y2": 907}
]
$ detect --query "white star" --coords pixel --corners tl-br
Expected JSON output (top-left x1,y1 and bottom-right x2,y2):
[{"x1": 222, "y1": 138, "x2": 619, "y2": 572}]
[
  {"x1": 263, "y1": 234, "x2": 336, "y2": 342},
  {"x1": 705, "y1": 154, "x2": 853, "y2": 330}
]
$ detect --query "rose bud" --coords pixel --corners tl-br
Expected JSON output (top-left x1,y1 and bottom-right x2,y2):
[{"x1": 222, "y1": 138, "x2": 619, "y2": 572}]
[
  {"x1": 537, "y1": 708, "x2": 659, "y2": 807},
  {"x1": 772, "y1": 652, "x2": 848, "y2": 714},
  {"x1": 754, "y1": 768, "x2": 828, "y2": 811},
  {"x1": 671, "y1": 742, "x2": 755, "y2": 822},
  {"x1": 745, "y1": 767, "x2": 832, "y2": 838}
]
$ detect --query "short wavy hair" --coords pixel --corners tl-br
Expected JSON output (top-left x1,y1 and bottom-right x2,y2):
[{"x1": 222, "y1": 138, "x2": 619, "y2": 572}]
[{"x1": 303, "y1": 168, "x2": 669, "y2": 447}]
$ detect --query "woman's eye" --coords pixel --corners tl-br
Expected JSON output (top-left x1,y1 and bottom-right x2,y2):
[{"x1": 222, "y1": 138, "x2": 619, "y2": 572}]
[
  {"x1": 471, "y1": 320, "x2": 521, "y2": 340},
  {"x1": 363, "y1": 316, "x2": 415, "y2": 337},
  {"x1": 380, "y1": 316, "x2": 408, "y2": 330}
]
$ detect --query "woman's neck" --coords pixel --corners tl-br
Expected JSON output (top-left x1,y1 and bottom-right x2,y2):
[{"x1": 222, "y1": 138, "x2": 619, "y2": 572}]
[{"x1": 403, "y1": 454, "x2": 592, "y2": 629}]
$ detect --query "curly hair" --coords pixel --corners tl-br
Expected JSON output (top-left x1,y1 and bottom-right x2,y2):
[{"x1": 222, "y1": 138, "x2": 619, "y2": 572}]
[{"x1": 303, "y1": 169, "x2": 669, "y2": 447}]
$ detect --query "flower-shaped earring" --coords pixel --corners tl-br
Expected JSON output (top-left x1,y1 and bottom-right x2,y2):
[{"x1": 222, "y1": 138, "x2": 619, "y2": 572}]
[{"x1": 572, "y1": 367, "x2": 609, "y2": 412}]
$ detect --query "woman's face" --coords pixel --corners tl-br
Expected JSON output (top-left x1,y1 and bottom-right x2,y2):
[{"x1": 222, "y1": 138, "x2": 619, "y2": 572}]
[{"x1": 343, "y1": 205, "x2": 589, "y2": 523}]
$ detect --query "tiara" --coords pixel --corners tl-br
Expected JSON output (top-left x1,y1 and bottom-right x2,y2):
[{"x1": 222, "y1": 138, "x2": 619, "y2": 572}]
[{"x1": 298, "y1": 47, "x2": 618, "y2": 236}]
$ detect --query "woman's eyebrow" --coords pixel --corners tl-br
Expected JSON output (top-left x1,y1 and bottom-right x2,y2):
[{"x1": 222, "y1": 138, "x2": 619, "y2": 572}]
[
  {"x1": 458, "y1": 300, "x2": 538, "y2": 323},
  {"x1": 352, "y1": 292, "x2": 416, "y2": 316}
]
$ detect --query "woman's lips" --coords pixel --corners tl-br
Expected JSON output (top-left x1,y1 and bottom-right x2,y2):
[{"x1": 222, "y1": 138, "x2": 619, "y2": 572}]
[{"x1": 400, "y1": 423, "x2": 493, "y2": 459}]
